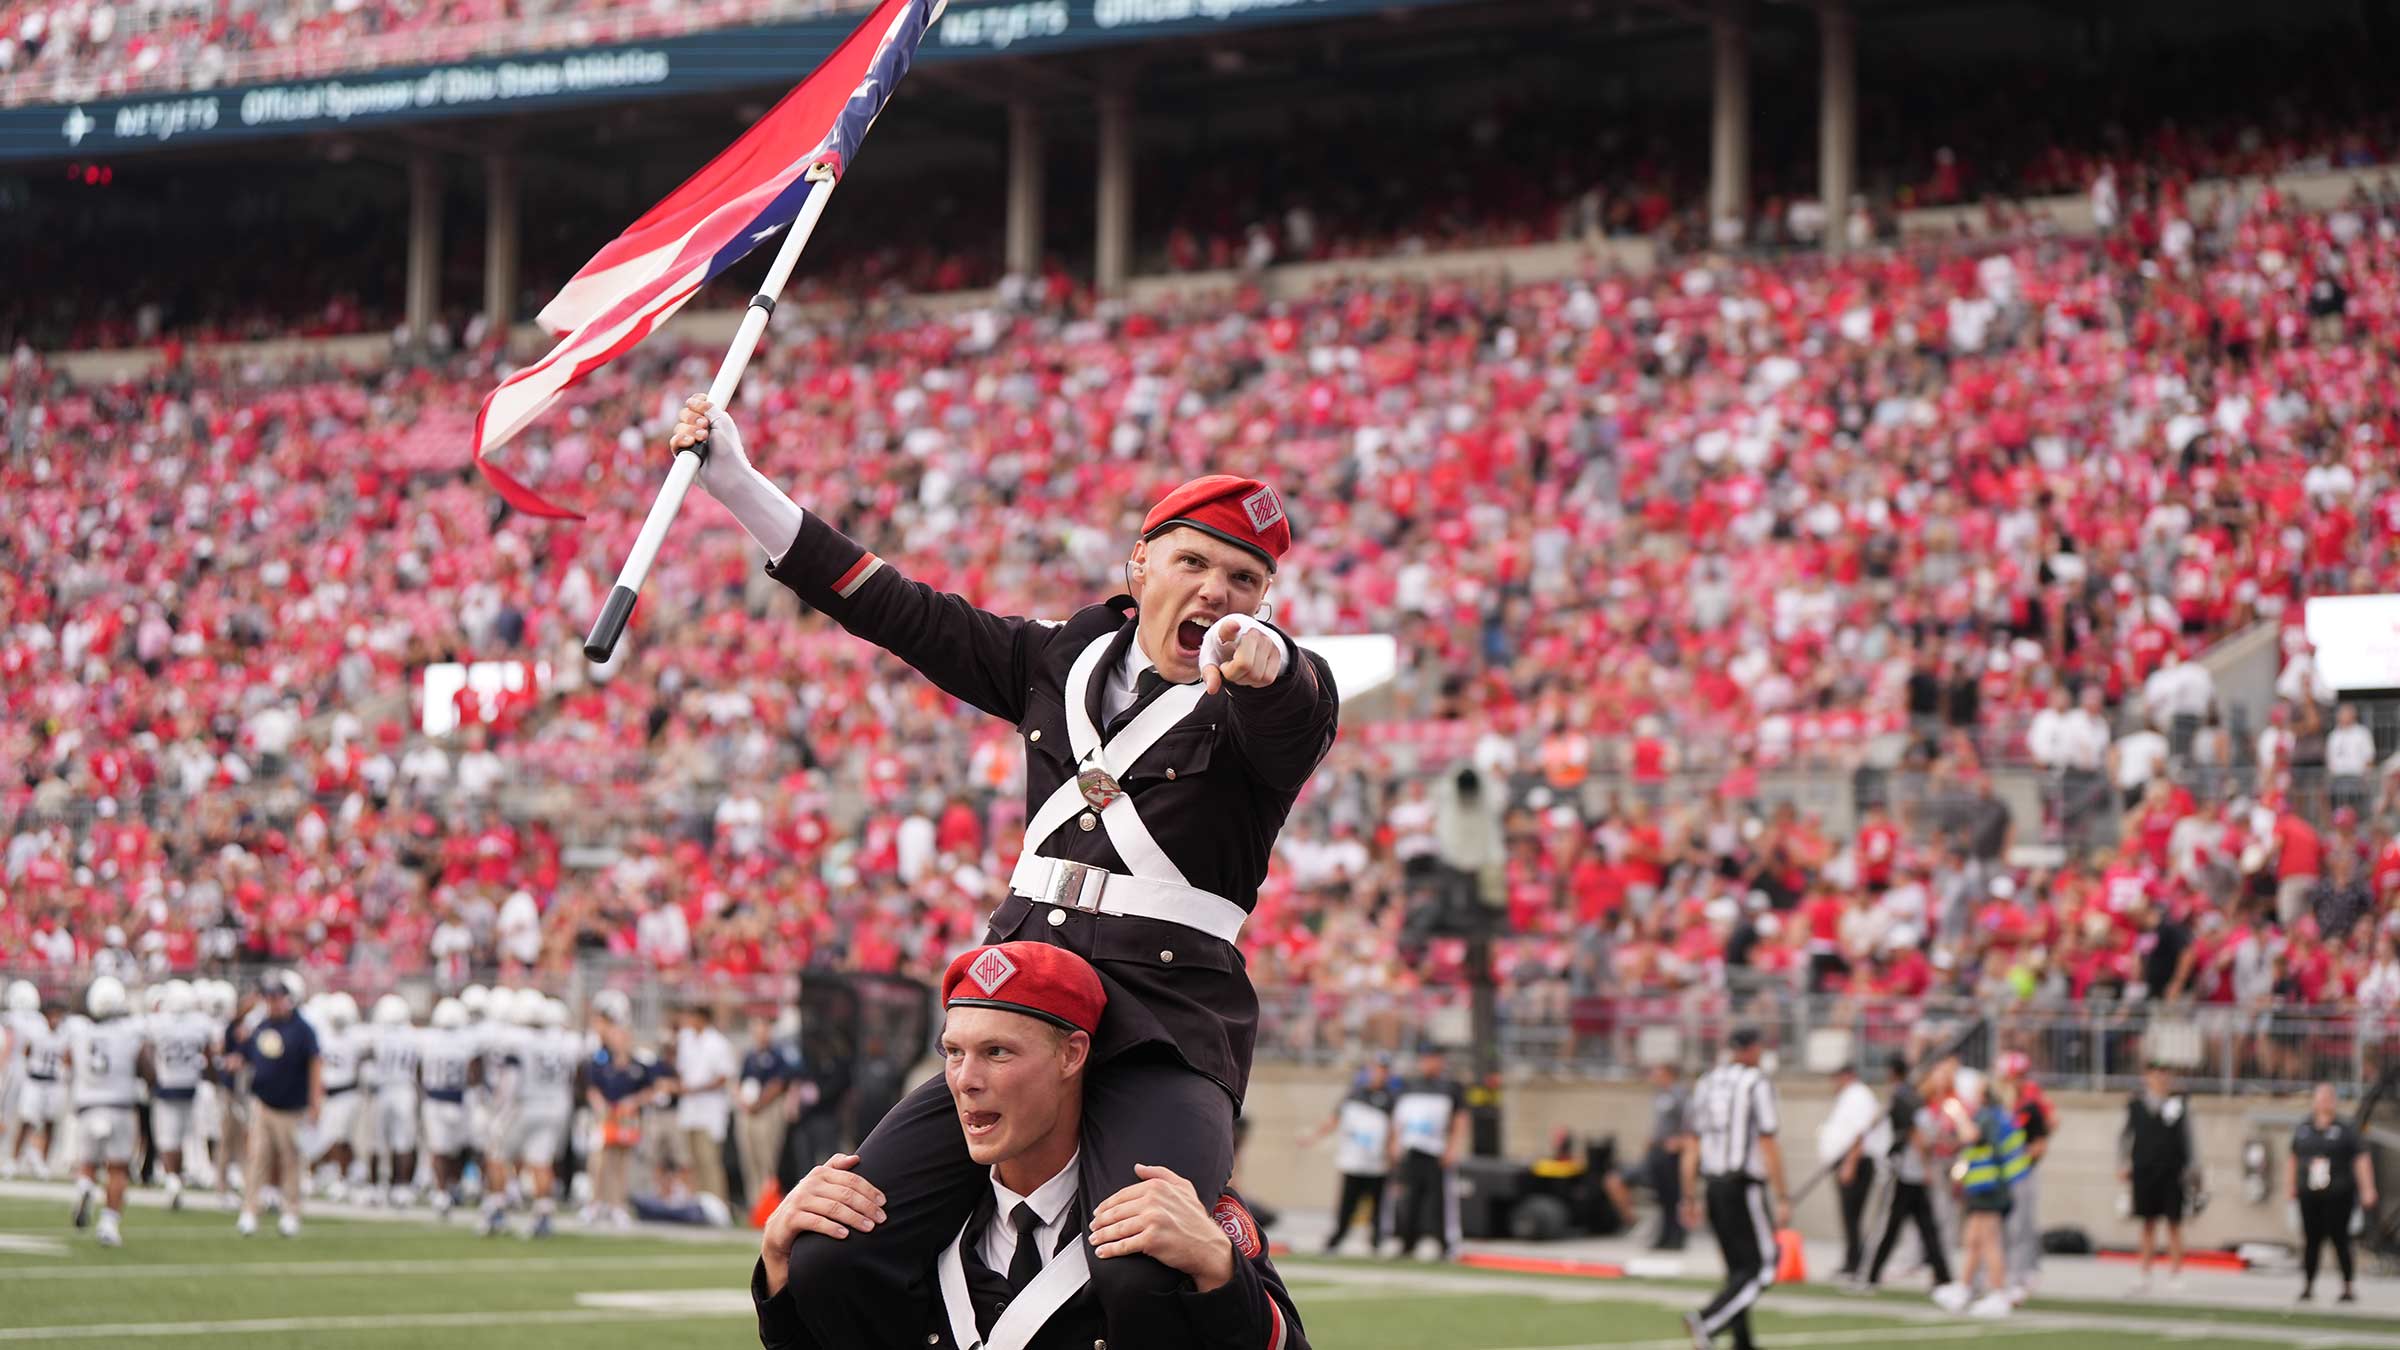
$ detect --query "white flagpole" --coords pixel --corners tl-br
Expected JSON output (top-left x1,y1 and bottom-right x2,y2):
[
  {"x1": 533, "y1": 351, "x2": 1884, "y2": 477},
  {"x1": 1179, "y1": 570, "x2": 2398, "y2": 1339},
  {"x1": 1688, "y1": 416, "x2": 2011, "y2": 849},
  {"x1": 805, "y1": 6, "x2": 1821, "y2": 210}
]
[{"x1": 582, "y1": 162, "x2": 840, "y2": 663}]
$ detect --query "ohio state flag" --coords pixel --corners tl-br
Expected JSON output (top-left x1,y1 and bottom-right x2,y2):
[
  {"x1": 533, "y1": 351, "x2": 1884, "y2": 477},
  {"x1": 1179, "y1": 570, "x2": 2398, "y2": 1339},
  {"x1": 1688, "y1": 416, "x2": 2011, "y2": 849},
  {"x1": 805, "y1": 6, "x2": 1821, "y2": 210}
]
[{"x1": 472, "y1": 0, "x2": 945, "y2": 518}]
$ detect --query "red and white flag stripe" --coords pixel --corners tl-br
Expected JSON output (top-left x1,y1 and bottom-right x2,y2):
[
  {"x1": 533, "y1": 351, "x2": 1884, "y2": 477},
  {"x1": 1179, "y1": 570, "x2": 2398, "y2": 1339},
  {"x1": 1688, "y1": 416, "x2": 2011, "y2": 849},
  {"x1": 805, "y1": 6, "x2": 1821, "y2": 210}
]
[{"x1": 470, "y1": 0, "x2": 943, "y2": 519}]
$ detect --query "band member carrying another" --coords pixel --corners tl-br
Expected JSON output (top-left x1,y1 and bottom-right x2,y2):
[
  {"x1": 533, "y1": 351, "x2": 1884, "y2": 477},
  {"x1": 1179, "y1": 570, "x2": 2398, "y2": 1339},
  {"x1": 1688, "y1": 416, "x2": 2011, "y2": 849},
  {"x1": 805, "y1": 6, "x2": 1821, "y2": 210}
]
[{"x1": 755, "y1": 942, "x2": 1307, "y2": 1349}]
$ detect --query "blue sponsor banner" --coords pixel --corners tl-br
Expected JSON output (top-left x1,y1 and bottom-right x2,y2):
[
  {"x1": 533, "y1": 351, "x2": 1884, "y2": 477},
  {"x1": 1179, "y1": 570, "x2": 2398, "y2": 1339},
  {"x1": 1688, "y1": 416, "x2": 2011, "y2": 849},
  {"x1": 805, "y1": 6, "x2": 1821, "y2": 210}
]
[{"x1": 0, "y1": 0, "x2": 1463, "y2": 162}]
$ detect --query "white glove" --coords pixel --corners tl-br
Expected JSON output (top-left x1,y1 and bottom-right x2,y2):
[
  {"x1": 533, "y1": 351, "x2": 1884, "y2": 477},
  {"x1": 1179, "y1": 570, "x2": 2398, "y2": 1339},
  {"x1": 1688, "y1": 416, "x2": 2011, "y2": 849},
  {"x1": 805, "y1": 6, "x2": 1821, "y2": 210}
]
[
  {"x1": 672, "y1": 394, "x2": 802, "y2": 560},
  {"x1": 697, "y1": 408, "x2": 754, "y2": 494},
  {"x1": 1198, "y1": 612, "x2": 1290, "y2": 678}
]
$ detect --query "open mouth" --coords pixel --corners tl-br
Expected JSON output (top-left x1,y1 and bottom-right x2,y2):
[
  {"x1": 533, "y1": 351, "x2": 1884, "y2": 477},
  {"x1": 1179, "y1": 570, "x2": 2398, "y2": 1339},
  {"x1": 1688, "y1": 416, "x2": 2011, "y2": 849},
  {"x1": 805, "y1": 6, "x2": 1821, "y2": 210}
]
[
  {"x1": 963, "y1": 1111, "x2": 1001, "y2": 1139},
  {"x1": 1176, "y1": 618, "x2": 1210, "y2": 658}
]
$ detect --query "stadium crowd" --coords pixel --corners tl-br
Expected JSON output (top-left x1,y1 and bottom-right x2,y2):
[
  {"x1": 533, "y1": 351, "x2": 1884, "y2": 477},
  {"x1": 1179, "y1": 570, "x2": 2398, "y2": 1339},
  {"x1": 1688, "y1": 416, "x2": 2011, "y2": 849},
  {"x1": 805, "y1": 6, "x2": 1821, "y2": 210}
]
[{"x1": 9, "y1": 166, "x2": 2400, "y2": 1064}]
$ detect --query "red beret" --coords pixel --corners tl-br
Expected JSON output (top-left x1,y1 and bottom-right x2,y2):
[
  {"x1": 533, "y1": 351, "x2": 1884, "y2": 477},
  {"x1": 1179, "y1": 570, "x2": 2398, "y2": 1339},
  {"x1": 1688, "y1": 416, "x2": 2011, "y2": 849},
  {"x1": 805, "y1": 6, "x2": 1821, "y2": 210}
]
[
  {"x1": 1141, "y1": 475, "x2": 1291, "y2": 572},
  {"x1": 941, "y1": 941, "x2": 1106, "y2": 1037}
]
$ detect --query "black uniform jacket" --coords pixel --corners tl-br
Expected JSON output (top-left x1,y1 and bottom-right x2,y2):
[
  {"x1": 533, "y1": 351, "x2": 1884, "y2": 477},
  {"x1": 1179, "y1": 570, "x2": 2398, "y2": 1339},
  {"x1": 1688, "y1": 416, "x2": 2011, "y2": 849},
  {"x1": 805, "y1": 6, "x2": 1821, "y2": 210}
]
[
  {"x1": 750, "y1": 1185, "x2": 1309, "y2": 1350},
  {"x1": 765, "y1": 511, "x2": 1340, "y2": 1103}
]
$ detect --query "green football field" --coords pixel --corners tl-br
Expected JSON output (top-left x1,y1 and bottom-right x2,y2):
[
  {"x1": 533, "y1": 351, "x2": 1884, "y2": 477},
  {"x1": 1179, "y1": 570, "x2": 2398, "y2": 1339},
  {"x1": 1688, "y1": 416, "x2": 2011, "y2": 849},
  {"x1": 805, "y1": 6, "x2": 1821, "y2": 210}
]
[{"x1": 1, "y1": 1193, "x2": 2394, "y2": 1348}]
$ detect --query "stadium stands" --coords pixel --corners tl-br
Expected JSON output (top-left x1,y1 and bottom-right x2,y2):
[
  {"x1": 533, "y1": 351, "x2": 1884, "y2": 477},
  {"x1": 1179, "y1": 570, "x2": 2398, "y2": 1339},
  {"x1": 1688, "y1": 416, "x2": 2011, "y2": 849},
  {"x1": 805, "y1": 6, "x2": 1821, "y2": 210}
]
[{"x1": 9, "y1": 155, "x2": 2400, "y2": 1064}]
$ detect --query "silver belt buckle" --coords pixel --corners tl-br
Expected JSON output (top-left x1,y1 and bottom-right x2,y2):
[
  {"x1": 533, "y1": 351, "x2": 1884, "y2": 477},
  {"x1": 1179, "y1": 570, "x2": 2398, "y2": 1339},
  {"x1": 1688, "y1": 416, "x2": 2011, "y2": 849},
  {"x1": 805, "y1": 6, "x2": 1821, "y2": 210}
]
[{"x1": 1041, "y1": 859, "x2": 1108, "y2": 913}]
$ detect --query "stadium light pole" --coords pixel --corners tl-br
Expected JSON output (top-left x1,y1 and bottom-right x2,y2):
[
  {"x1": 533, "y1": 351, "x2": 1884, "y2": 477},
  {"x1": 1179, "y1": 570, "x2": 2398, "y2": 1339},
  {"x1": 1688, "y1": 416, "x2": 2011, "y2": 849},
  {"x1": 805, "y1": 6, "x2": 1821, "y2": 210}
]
[{"x1": 582, "y1": 163, "x2": 840, "y2": 664}]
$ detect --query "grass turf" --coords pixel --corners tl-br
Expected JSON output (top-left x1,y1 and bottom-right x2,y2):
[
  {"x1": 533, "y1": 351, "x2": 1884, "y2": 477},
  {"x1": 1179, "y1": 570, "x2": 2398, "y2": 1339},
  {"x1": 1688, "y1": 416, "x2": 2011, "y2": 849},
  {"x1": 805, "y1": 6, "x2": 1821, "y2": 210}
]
[{"x1": 1, "y1": 1197, "x2": 2391, "y2": 1348}]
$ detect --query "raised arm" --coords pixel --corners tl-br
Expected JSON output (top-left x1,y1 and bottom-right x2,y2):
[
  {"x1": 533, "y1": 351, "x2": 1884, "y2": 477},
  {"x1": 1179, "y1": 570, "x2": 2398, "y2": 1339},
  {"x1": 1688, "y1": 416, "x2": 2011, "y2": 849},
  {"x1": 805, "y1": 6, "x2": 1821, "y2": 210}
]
[
  {"x1": 676, "y1": 396, "x2": 1059, "y2": 724},
  {"x1": 1198, "y1": 613, "x2": 1340, "y2": 792}
]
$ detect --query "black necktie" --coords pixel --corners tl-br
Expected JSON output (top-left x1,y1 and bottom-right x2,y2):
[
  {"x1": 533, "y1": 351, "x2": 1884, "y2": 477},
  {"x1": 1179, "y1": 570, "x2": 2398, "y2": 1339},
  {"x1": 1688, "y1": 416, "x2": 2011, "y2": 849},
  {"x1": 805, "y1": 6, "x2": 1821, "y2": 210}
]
[
  {"x1": 1005, "y1": 1201, "x2": 1045, "y2": 1294},
  {"x1": 1108, "y1": 669, "x2": 1167, "y2": 737}
]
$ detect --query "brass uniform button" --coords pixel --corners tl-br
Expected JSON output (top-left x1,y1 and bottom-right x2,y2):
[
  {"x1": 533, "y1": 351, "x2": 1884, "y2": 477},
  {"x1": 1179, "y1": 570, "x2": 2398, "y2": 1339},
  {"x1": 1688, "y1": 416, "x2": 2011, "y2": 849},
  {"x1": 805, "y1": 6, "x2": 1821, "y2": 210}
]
[
  {"x1": 1047, "y1": 909, "x2": 1068, "y2": 928},
  {"x1": 1078, "y1": 812, "x2": 1097, "y2": 831}
]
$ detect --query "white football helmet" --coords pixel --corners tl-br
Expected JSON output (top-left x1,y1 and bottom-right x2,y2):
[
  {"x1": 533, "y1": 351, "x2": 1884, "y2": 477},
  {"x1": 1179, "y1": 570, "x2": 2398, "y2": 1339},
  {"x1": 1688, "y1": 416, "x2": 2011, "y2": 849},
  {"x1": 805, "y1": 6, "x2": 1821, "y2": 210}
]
[
  {"x1": 460, "y1": 984, "x2": 491, "y2": 1019},
  {"x1": 509, "y1": 989, "x2": 548, "y2": 1027},
  {"x1": 430, "y1": 998, "x2": 468, "y2": 1031},
  {"x1": 324, "y1": 992, "x2": 360, "y2": 1031},
  {"x1": 540, "y1": 998, "x2": 570, "y2": 1031},
  {"x1": 200, "y1": 980, "x2": 237, "y2": 1020},
  {"x1": 7, "y1": 980, "x2": 38, "y2": 1013},
  {"x1": 159, "y1": 980, "x2": 195, "y2": 1017},
  {"x1": 141, "y1": 983, "x2": 168, "y2": 1015},
  {"x1": 86, "y1": 976, "x2": 128, "y2": 1020},
  {"x1": 372, "y1": 994, "x2": 412, "y2": 1027}
]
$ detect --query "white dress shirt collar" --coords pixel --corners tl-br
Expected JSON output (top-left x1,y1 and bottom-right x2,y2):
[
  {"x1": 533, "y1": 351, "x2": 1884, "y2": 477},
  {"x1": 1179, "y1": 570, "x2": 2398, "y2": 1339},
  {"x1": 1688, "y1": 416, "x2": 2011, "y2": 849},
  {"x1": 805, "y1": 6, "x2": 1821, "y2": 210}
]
[
  {"x1": 1101, "y1": 639, "x2": 1162, "y2": 724},
  {"x1": 978, "y1": 1148, "x2": 1081, "y2": 1276}
]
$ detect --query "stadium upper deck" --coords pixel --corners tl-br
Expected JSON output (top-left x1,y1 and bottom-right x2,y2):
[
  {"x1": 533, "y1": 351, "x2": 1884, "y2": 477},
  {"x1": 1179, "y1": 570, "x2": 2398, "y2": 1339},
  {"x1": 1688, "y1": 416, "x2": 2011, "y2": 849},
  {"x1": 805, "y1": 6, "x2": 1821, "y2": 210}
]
[{"x1": 4, "y1": 0, "x2": 2394, "y2": 355}]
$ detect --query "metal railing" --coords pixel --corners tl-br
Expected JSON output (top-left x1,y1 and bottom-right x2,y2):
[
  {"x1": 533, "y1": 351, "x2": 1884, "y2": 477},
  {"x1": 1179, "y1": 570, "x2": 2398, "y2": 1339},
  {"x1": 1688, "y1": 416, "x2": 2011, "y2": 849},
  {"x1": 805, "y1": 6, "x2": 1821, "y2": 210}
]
[
  {"x1": 1253, "y1": 986, "x2": 2399, "y2": 1096},
  {"x1": 11, "y1": 957, "x2": 2392, "y2": 1094}
]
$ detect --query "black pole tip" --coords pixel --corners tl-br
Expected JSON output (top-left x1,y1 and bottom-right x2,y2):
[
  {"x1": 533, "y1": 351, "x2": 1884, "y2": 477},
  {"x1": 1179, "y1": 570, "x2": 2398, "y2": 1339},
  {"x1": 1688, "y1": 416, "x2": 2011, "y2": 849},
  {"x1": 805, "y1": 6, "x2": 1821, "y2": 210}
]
[{"x1": 584, "y1": 585, "x2": 638, "y2": 663}]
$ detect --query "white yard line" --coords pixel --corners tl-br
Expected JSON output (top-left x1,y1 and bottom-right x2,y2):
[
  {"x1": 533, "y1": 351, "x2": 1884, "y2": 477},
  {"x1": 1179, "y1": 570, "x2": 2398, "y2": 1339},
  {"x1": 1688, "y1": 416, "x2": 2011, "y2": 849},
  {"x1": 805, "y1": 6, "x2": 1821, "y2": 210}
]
[
  {"x1": 1483, "y1": 1325, "x2": 2059, "y2": 1350},
  {"x1": 0, "y1": 1181, "x2": 756, "y2": 1247},
  {"x1": 0, "y1": 1253, "x2": 737, "y2": 1281},
  {"x1": 0, "y1": 1307, "x2": 749, "y2": 1342},
  {"x1": 1295, "y1": 1262, "x2": 2400, "y2": 1349}
]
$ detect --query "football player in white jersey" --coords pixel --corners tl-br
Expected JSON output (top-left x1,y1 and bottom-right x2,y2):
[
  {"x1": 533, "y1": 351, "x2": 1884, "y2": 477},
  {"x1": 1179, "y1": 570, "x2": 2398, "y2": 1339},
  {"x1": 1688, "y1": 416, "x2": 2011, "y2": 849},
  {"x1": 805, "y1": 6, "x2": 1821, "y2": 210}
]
[
  {"x1": 462, "y1": 985, "x2": 505, "y2": 1203},
  {"x1": 477, "y1": 989, "x2": 543, "y2": 1235},
  {"x1": 194, "y1": 979, "x2": 242, "y2": 1203},
  {"x1": 146, "y1": 980, "x2": 217, "y2": 1209},
  {"x1": 1, "y1": 981, "x2": 42, "y2": 1177},
  {"x1": 493, "y1": 999, "x2": 579, "y2": 1239},
  {"x1": 365, "y1": 995, "x2": 422, "y2": 1206},
  {"x1": 417, "y1": 998, "x2": 481, "y2": 1218},
  {"x1": 65, "y1": 977, "x2": 150, "y2": 1247},
  {"x1": 6, "y1": 996, "x2": 68, "y2": 1180},
  {"x1": 307, "y1": 994, "x2": 365, "y2": 1200}
]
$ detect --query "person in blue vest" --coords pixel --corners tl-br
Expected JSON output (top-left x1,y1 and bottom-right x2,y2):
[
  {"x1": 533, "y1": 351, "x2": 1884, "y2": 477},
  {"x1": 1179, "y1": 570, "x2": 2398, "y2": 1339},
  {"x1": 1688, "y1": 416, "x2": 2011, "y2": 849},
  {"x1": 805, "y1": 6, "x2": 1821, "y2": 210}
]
[
  {"x1": 229, "y1": 971, "x2": 321, "y2": 1239},
  {"x1": 584, "y1": 994, "x2": 656, "y2": 1229},
  {"x1": 736, "y1": 1016, "x2": 796, "y2": 1206},
  {"x1": 1938, "y1": 1067, "x2": 2027, "y2": 1319}
]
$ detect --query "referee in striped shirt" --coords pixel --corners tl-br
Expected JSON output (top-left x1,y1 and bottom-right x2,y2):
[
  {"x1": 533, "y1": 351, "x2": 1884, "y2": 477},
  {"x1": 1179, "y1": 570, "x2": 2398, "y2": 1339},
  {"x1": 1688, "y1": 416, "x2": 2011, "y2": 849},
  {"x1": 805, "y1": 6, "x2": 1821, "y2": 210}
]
[{"x1": 1679, "y1": 1027, "x2": 1791, "y2": 1350}]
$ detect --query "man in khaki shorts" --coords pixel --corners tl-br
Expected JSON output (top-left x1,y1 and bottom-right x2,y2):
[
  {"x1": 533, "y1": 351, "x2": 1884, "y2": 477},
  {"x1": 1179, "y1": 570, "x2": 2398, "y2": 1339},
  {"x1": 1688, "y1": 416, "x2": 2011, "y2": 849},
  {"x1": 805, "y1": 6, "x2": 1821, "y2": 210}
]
[
  {"x1": 737, "y1": 1015, "x2": 796, "y2": 1207},
  {"x1": 230, "y1": 972, "x2": 322, "y2": 1238},
  {"x1": 671, "y1": 1006, "x2": 736, "y2": 1203}
]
